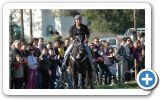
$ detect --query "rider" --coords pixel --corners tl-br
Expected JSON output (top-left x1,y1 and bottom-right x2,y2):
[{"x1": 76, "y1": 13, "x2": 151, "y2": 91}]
[{"x1": 61, "y1": 14, "x2": 93, "y2": 72}]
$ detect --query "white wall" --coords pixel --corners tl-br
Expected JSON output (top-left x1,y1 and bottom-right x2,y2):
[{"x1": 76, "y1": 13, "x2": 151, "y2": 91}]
[
  {"x1": 32, "y1": 9, "x2": 42, "y2": 38},
  {"x1": 60, "y1": 16, "x2": 74, "y2": 35},
  {"x1": 42, "y1": 9, "x2": 55, "y2": 37}
]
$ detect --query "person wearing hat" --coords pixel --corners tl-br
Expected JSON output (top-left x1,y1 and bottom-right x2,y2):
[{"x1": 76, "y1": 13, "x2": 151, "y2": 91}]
[{"x1": 61, "y1": 14, "x2": 93, "y2": 72}]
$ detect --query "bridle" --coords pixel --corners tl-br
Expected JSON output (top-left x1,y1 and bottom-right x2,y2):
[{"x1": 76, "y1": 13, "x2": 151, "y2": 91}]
[
  {"x1": 70, "y1": 36, "x2": 88, "y2": 63},
  {"x1": 72, "y1": 36, "x2": 82, "y2": 46}
]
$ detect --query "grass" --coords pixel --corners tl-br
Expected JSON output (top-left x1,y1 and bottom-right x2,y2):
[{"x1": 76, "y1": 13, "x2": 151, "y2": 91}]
[{"x1": 95, "y1": 80, "x2": 140, "y2": 89}]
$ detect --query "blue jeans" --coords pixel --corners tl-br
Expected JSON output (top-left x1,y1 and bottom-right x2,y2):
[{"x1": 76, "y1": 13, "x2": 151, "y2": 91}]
[
  {"x1": 84, "y1": 44, "x2": 93, "y2": 67},
  {"x1": 65, "y1": 68, "x2": 73, "y2": 88}
]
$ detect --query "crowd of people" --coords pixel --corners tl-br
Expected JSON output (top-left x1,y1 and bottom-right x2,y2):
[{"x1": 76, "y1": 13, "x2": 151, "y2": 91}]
[{"x1": 9, "y1": 33, "x2": 145, "y2": 89}]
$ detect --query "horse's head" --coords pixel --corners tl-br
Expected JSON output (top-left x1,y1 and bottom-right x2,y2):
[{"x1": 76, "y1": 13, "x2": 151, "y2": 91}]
[{"x1": 71, "y1": 36, "x2": 86, "y2": 61}]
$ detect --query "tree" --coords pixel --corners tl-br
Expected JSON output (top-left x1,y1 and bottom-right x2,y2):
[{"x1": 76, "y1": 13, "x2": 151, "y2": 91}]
[
  {"x1": 51, "y1": 9, "x2": 81, "y2": 17},
  {"x1": 136, "y1": 9, "x2": 145, "y2": 28},
  {"x1": 9, "y1": 10, "x2": 21, "y2": 42},
  {"x1": 83, "y1": 9, "x2": 145, "y2": 34}
]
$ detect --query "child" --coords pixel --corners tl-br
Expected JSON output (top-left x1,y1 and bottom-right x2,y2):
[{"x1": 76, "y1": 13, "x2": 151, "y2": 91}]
[
  {"x1": 12, "y1": 54, "x2": 24, "y2": 89},
  {"x1": 26, "y1": 48, "x2": 38, "y2": 89},
  {"x1": 107, "y1": 47, "x2": 118, "y2": 84},
  {"x1": 48, "y1": 48, "x2": 58, "y2": 88},
  {"x1": 54, "y1": 40, "x2": 64, "y2": 67},
  {"x1": 39, "y1": 46, "x2": 51, "y2": 89}
]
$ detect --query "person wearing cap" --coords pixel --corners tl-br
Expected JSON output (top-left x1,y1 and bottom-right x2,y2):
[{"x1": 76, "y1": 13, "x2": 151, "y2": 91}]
[{"x1": 61, "y1": 14, "x2": 93, "y2": 72}]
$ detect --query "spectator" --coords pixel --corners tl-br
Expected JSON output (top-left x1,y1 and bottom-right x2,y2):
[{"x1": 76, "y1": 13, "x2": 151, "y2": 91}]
[
  {"x1": 26, "y1": 47, "x2": 38, "y2": 89},
  {"x1": 140, "y1": 32, "x2": 145, "y2": 47},
  {"x1": 139, "y1": 47, "x2": 145, "y2": 70},
  {"x1": 103, "y1": 41, "x2": 110, "y2": 56},
  {"x1": 10, "y1": 40, "x2": 23, "y2": 89},
  {"x1": 48, "y1": 48, "x2": 58, "y2": 88},
  {"x1": 64, "y1": 38, "x2": 70, "y2": 52},
  {"x1": 116, "y1": 38, "x2": 127, "y2": 83},
  {"x1": 46, "y1": 42, "x2": 52, "y2": 50},
  {"x1": 93, "y1": 37, "x2": 101, "y2": 62},
  {"x1": 107, "y1": 47, "x2": 118, "y2": 84},
  {"x1": 39, "y1": 46, "x2": 51, "y2": 89},
  {"x1": 92, "y1": 38, "x2": 104, "y2": 85},
  {"x1": 124, "y1": 37, "x2": 134, "y2": 73},
  {"x1": 20, "y1": 42, "x2": 28, "y2": 88},
  {"x1": 31, "y1": 38, "x2": 41, "y2": 58},
  {"x1": 37, "y1": 38, "x2": 44, "y2": 52},
  {"x1": 10, "y1": 40, "x2": 22, "y2": 63},
  {"x1": 54, "y1": 39, "x2": 64, "y2": 67},
  {"x1": 12, "y1": 54, "x2": 24, "y2": 89}
]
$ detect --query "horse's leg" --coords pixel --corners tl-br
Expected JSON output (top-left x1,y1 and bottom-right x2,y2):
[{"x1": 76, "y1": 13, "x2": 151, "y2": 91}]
[
  {"x1": 88, "y1": 63, "x2": 94, "y2": 88},
  {"x1": 81, "y1": 71, "x2": 86, "y2": 89},
  {"x1": 73, "y1": 73, "x2": 78, "y2": 89},
  {"x1": 78, "y1": 73, "x2": 82, "y2": 88},
  {"x1": 98, "y1": 64, "x2": 103, "y2": 85},
  {"x1": 94, "y1": 63, "x2": 100, "y2": 85},
  {"x1": 88, "y1": 70, "x2": 94, "y2": 89},
  {"x1": 85, "y1": 70, "x2": 89, "y2": 87},
  {"x1": 73, "y1": 62, "x2": 78, "y2": 89},
  {"x1": 91, "y1": 72, "x2": 94, "y2": 89},
  {"x1": 69, "y1": 59, "x2": 76, "y2": 89}
]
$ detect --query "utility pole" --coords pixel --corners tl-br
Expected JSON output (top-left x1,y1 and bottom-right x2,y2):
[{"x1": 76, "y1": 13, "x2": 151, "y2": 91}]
[
  {"x1": 134, "y1": 9, "x2": 139, "y2": 77},
  {"x1": 30, "y1": 9, "x2": 33, "y2": 40},
  {"x1": 133, "y1": 9, "x2": 137, "y2": 41},
  {"x1": 20, "y1": 9, "x2": 24, "y2": 41}
]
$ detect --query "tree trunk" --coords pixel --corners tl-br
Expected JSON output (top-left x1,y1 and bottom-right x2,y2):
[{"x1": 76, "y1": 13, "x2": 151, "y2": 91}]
[
  {"x1": 20, "y1": 9, "x2": 24, "y2": 41},
  {"x1": 30, "y1": 9, "x2": 33, "y2": 40}
]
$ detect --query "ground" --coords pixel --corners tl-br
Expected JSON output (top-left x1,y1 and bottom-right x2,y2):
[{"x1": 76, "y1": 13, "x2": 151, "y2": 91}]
[{"x1": 95, "y1": 80, "x2": 139, "y2": 89}]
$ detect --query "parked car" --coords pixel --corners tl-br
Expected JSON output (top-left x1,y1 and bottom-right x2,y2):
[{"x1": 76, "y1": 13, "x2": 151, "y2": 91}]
[
  {"x1": 124, "y1": 28, "x2": 145, "y2": 37},
  {"x1": 100, "y1": 37, "x2": 119, "y2": 48}
]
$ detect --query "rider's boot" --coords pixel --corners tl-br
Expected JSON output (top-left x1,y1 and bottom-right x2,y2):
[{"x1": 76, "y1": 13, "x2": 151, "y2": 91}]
[
  {"x1": 61, "y1": 63, "x2": 66, "y2": 72},
  {"x1": 61, "y1": 55, "x2": 69, "y2": 72}
]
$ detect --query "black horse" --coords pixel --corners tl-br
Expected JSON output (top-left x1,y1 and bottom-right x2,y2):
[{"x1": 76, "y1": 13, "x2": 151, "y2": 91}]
[{"x1": 67, "y1": 36, "x2": 94, "y2": 89}]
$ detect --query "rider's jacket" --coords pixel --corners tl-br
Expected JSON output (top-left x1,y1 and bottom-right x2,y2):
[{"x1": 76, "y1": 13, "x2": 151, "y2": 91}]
[{"x1": 69, "y1": 24, "x2": 90, "y2": 43}]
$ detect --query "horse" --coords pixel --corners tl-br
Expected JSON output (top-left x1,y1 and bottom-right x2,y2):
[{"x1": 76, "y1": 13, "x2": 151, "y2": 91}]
[{"x1": 66, "y1": 36, "x2": 94, "y2": 89}]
